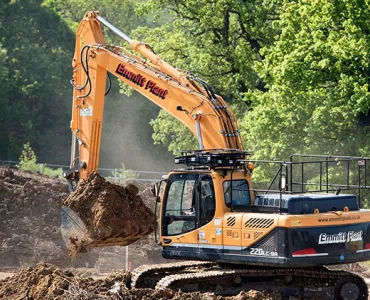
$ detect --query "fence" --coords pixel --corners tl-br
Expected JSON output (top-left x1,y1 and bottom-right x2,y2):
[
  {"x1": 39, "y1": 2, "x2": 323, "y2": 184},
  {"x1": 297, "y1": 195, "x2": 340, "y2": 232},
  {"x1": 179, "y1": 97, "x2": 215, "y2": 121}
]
[{"x1": 0, "y1": 160, "x2": 166, "y2": 182}]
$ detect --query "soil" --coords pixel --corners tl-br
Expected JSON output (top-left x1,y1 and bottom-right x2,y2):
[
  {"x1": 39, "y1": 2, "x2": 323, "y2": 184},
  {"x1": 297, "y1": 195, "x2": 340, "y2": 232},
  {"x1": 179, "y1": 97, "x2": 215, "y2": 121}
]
[
  {"x1": 0, "y1": 166, "x2": 164, "y2": 271},
  {"x1": 0, "y1": 263, "x2": 277, "y2": 300},
  {"x1": 0, "y1": 167, "x2": 71, "y2": 268},
  {"x1": 62, "y1": 172, "x2": 156, "y2": 257}
]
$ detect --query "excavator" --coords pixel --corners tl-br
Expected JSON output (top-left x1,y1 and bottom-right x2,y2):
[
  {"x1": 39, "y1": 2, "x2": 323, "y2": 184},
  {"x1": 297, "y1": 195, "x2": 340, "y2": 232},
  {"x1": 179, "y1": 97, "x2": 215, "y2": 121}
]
[{"x1": 63, "y1": 11, "x2": 370, "y2": 299}]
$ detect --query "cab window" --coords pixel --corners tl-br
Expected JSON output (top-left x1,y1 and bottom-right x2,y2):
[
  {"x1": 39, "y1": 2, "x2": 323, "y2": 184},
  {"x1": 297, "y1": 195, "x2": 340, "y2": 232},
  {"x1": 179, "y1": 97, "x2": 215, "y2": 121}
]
[{"x1": 223, "y1": 180, "x2": 250, "y2": 207}]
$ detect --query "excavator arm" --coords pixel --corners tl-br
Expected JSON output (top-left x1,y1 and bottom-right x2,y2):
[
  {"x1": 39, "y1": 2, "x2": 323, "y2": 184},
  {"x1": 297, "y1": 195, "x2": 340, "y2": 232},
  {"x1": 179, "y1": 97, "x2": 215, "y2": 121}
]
[{"x1": 66, "y1": 11, "x2": 243, "y2": 182}]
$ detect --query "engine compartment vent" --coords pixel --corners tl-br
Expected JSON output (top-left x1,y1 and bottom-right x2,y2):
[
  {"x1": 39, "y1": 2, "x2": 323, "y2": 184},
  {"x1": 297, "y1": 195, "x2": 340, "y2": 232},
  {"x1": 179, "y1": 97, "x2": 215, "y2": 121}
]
[
  {"x1": 245, "y1": 218, "x2": 274, "y2": 229},
  {"x1": 227, "y1": 216, "x2": 236, "y2": 227}
]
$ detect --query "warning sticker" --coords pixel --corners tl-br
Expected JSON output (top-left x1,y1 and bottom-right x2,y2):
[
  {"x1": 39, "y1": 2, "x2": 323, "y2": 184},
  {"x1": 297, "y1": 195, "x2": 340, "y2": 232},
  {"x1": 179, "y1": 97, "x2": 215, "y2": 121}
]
[{"x1": 80, "y1": 105, "x2": 93, "y2": 117}]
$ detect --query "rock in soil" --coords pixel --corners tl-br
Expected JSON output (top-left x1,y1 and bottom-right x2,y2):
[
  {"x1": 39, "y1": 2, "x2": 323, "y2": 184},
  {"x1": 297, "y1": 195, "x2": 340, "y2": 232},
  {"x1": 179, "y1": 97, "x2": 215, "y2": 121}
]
[{"x1": 62, "y1": 172, "x2": 156, "y2": 257}]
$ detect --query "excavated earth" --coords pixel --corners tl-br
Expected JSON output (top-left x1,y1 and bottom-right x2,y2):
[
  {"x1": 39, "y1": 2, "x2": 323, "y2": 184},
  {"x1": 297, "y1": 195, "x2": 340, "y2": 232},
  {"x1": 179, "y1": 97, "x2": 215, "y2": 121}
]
[
  {"x1": 63, "y1": 172, "x2": 156, "y2": 256},
  {"x1": 0, "y1": 263, "x2": 278, "y2": 299},
  {"x1": 0, "y1": 166, "x2": 164, "y2": 271}
]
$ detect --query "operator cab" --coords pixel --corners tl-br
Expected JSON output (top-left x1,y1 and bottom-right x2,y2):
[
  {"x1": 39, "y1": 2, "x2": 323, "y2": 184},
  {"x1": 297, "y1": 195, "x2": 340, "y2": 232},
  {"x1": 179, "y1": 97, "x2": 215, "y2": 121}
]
[
  {"x1": 152, "y1": 150, "x2": 253, "y2": 238},
  {"x1": 161, "y1": 171, "x2": 216, "y2": 236}
]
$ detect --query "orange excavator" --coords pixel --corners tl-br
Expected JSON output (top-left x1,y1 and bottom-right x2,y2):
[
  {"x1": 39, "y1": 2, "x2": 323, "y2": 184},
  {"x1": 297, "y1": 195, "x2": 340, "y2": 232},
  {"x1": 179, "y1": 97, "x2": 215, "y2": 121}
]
[{"x1": 63, "y1": 12, "x2": 370, "y2": 299}]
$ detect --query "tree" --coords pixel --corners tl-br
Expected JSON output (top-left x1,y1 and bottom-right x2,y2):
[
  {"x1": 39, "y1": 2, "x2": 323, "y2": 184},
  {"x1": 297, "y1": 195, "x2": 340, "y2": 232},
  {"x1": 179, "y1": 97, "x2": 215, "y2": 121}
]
[
  {"x1": 0, "y1": 43, "x2": 10, "y2": 158},
  {"x1": 43, "y1": 0, "x2": 155, "y2": 43},
  {"x1": 244, "y1": 0, "x2": 370, "y2": 161},
  {"x1": 0, "y1": 0, "x2": 73, "y2": 162}
]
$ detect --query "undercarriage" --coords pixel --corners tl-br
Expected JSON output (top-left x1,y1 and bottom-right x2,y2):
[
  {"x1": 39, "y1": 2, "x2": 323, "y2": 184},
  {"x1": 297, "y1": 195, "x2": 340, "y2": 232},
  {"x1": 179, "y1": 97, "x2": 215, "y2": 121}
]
[{"x1": 130, "y1": 261, "x2": 368, "y2": 300}]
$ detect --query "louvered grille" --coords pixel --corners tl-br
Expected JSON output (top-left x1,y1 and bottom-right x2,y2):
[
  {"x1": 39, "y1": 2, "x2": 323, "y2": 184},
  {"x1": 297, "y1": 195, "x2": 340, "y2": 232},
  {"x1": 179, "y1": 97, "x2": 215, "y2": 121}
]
[
  {"x1": 245, "y1": 218, "x2": 274, "y2": 229},
  {"x1": 226, "y1": 216, "x2": 236, "y2": 227}
]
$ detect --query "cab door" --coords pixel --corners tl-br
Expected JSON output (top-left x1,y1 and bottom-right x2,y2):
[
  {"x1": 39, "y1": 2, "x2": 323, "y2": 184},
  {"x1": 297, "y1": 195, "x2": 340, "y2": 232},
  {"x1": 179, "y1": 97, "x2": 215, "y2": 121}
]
[
  {"x1": 161, "y1": 173, "x2": 199, "y2": 254},
  {"x1": 197, "y1": 174, "x2": 217, "y2": 243}
]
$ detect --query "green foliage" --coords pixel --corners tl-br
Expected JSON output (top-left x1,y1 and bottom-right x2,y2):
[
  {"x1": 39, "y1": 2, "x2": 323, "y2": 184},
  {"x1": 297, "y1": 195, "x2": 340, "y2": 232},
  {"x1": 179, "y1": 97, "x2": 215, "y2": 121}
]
[
  {"x1": 18, "y1": 142, "x2": 38, "y2": 172},
  {"x1": 0, "y1": 0, "x2": 73, "y2": 162},
  {"x1": 245, "y1": 0, "x2": 370, "y2": 161},
  {"x1": 18, "y1": 143, "x2": 63, "y2": 178},
  {"x1": 109, "y1": 163, "x2": 139, "y2": 182},
  {"x1": 150, "y1": 110, "x2": 197, "y2": 154},
  {"x1": 2, "y1": 0, "x2": 370, "y2": 202},
  {"x1": 43, "y1": 0, "x2": 154, "y2": 43}
]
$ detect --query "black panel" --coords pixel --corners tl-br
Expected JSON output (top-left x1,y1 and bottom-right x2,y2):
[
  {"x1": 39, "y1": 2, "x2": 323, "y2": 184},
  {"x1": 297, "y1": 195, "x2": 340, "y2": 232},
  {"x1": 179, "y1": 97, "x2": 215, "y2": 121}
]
[
  {"x1": 162, "y1": 223, "x2": 370, "y2": 267},
  {"x1": 254, "y1": 194, "x2": 359, "y2": 214},
  {"x1": 290, "y1": 223, "x2": 370, "y2": 259}
]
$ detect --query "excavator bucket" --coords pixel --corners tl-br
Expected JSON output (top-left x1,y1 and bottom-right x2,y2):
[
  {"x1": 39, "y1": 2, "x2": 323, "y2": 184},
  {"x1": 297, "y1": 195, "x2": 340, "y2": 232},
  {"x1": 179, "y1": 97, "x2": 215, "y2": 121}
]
[{"x1": 61, "y1": 172, "x2": 156, "y2": 256}]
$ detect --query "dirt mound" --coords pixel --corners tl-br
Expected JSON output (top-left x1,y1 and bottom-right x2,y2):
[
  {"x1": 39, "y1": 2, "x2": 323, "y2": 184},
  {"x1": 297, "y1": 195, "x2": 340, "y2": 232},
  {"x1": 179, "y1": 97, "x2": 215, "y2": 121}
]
[
  {"x1": 0, "y1": 262, "x2": 73, "y2": 299},
  {"x1": 0, "y1": 263, "x2": 276, "y2": 300},
  {"x1": 0, "y1": 167, "x2": 73, "y2": 268},
  {"x1": 0, "y1": 262, "x2": 131, "y2": 299},
  {"x1": 0, "y1": 166, "x2": 162, "y2": 271},
  {"x1": 62, "y1": 172, "x2": 156, "y2": 257}
]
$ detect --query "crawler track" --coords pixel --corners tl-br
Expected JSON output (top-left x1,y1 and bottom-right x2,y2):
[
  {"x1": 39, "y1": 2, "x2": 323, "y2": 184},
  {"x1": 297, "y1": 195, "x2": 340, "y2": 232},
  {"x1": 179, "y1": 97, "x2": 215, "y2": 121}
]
[
  {"x1": 130, "y1": 261, "x2": 368, "y2": 299},
  {"x1": 156, "y1": 266, "x2": 367, "y2": 299},
  {"x1": 130, "y1": 260, "x2": 215, "y2": 289}
]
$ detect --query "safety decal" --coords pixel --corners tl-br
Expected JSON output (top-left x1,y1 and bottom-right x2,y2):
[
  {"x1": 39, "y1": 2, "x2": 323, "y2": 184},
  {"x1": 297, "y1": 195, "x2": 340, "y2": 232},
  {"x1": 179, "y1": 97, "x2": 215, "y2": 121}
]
[{"x1": 80, "y1": 105, "x2": 93, "y2": 116}]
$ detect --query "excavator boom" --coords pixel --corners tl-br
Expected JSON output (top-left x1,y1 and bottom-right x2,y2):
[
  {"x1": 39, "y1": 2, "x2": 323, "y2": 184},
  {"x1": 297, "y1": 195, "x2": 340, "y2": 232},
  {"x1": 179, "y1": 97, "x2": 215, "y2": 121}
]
[{"x1": 67, "y1": 11, "x2": 243, "y2": 181}]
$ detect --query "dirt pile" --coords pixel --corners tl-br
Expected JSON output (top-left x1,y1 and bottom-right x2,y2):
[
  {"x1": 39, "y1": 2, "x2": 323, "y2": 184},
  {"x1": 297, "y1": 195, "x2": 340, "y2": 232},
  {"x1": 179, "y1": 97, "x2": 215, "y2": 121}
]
[
  {"x1": 0, "y1": 263, "x2": 277, "y2": 300},
  {"x1": 0, "y1": 166, "x2": 161, "y2": 271},
  {"x1": 0, "y1": 262, "x2": 130, "y2": 299},
  {"x1": 62, "y1": 172, "x2": 156, "y2": 256},
  {"x1": 0, "y1": 168, "x2": 73, "y2": 268},
  {"x1": 0, "y1": 262, "x2": 73, "y2": 299}
]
